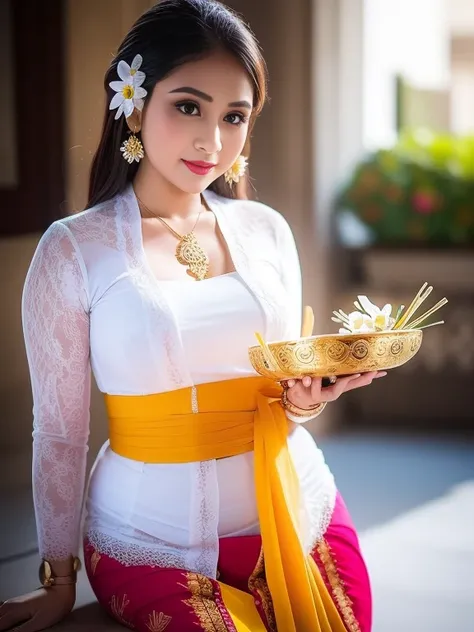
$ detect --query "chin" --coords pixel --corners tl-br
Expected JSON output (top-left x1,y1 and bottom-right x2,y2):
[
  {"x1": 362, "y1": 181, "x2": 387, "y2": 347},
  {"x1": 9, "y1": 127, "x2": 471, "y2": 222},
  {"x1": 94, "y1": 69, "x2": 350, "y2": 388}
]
[
  {"x1": 182, "y1": 182, "x2": 208, "y2": 195},
  {"x1": 172, "y1": 175, "x2": 217, "y2": 195}
]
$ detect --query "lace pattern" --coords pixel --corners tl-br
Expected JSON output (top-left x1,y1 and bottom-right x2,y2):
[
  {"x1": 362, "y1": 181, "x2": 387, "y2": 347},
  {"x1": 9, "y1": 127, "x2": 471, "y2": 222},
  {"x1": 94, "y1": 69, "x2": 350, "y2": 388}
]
[
  {"x1": 22, "y1": 222, "x2": 91, "y2": 559},
  {"x1": 305, "y1": 477, "x2": 337, "y2": 553},
  {"x1": 188, "y1": 460, "x2": 220, "y2": 578},
  {"x1": 85, "y1": 529, "x2": 189, "y2": 570}
]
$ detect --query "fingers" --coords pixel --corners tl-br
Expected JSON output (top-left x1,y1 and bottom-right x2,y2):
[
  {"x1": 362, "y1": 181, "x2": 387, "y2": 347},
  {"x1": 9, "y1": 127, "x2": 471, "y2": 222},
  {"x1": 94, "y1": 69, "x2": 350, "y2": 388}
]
[
  {"x1": 286, "y1": 376, "x2": 312, "y2": 389},
  {"x1": 10, "y1": 615, "x2": 38, "y2": 632},
  {"x1": 0, "y1": 604, "x2": 30, "y2": 631},
  {"x1": 315, "y1": 371, "x2": 386, "y2": 401},
  {"x1": 285, "y1": 378, "x2": 310, "y2": 403},
  {"x1": 282, "y1": 371, "x2": 388, "y2": 405},
  {"x1": 344, "y1": 371, "x2": 387, "y2": 392},
  {"x1": 285, "y1": 375, "x2": 344, "y2": 405},
  {"x1": 320, "y1": 374, "x2": 363, "y2": 401}
]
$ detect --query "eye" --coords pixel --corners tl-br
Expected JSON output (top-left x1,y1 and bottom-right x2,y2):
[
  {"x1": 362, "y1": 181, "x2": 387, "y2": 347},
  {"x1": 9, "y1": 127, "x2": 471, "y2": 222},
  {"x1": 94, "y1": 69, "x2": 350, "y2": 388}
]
[
  {"x1": 176, "y1": 101, "x2": 200, "y2": 116},
  {"x1": 225, "y1": 112, "x2": 248, "y2": 126}
]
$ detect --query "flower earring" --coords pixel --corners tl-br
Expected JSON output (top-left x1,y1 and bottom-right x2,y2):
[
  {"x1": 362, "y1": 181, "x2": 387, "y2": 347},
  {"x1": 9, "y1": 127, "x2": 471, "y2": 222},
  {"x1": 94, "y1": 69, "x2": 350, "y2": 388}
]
[
  {"x1": 121, "y1": 111, "x2": 145, "y2": 164},
  {"x1": 109, "y1": 54, "x2": 147, "y2": 164},
  {"x1": 224, "y1": 155, "x2": 248, "y2": 185}
]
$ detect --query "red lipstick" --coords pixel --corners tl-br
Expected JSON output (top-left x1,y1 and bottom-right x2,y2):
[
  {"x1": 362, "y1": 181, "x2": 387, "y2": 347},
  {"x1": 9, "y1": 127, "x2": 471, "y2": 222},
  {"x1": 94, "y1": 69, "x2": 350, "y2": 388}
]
[{"x1": 182, "y1": 160, "x2": 216, "y2": 176}]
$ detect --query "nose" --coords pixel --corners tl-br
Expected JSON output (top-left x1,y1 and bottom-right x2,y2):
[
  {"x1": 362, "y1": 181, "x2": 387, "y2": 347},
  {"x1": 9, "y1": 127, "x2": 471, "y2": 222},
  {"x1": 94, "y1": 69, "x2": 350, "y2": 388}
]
[{"x1": 194, "y1": 121, "x2": 222, "y2": 156}]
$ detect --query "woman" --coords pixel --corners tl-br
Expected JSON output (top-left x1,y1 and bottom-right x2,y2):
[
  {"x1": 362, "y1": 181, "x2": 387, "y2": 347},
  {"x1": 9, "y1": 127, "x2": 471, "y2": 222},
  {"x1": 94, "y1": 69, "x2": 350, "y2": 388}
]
[{"x1": 0, "y1": 1, "x2": 381, "y2": 630}]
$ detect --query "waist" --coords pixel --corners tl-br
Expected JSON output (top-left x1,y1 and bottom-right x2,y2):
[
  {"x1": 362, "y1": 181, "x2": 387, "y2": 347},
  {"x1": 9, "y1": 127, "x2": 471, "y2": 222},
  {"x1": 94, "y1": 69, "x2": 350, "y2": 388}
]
[{"x1": 104, "y1": 376, "x2": 283, "y2": 463}]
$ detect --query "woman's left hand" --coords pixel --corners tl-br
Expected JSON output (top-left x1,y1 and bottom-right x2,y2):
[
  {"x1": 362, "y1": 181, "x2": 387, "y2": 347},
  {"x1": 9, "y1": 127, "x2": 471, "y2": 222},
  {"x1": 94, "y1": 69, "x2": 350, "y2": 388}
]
[{"x1": 284, "y1": 371, "x2": 387, "y2": 410}]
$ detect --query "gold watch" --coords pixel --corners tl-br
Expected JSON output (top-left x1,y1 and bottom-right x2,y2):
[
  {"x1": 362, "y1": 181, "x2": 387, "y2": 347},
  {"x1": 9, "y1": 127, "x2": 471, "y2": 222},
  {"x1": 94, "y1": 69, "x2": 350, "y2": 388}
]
[{"x1": 38, "y1": 557, "x2": 81, "y2": 587}]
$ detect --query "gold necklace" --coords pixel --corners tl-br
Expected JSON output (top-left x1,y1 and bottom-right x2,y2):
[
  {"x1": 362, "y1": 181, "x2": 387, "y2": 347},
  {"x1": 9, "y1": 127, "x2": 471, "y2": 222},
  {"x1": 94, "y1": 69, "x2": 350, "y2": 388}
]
[{"x1": 136, "y1": 194, "x2": 210, "y2": 281}]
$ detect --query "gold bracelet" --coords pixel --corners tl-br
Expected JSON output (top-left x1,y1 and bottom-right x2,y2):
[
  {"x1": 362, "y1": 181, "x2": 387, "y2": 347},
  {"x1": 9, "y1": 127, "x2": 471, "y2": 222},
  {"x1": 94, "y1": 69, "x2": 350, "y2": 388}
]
[
  {"x1": 281, "y1": 388, "x2": 327, "y2": 418},
  {"x1": 38, "y1": 557, "x2": 81, "y2": 588}
]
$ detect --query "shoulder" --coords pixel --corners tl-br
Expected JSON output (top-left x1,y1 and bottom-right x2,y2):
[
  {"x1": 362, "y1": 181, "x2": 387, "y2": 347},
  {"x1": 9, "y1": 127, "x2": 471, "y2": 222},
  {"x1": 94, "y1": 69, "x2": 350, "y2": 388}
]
[
  {"x1": 56, "y1": 196, "x2": 119, "y2": 241},
  {"x1": 31, "y1": 195, "x2": 121, "y2": 274},
  {"x1": 35, "y1": 191, "x2": 128, "y2": 262},
  {"x1": 205, "y1": 191, "x2": 292, "y2": 242}
]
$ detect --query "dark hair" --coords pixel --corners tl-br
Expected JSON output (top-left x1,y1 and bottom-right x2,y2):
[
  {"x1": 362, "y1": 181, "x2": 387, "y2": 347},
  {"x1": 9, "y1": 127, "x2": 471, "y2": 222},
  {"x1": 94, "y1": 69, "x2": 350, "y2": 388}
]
[{"x1": 87, "y1": 0, "x2": 268, "y2": 208}]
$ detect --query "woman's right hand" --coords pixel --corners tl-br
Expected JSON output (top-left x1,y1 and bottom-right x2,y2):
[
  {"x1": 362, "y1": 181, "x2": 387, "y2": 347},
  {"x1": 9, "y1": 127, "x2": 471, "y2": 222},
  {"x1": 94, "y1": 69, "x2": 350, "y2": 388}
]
[{"x1": 0, "y1": 584, "x2": 75, "y2": 632}]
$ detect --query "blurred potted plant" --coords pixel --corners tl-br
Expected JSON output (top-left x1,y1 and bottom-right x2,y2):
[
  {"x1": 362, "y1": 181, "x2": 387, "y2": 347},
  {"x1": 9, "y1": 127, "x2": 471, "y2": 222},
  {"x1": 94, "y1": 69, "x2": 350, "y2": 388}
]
[{"x1": 335, "y1": 129, "x2": 474, "y2": 248}]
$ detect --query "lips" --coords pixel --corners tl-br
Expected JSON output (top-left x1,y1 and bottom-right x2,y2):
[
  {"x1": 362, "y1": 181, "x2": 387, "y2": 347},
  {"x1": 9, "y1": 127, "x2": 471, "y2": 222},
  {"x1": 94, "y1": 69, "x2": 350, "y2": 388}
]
[{"x1": 182, "y1": 160, "x2": 216, "y2": 176}]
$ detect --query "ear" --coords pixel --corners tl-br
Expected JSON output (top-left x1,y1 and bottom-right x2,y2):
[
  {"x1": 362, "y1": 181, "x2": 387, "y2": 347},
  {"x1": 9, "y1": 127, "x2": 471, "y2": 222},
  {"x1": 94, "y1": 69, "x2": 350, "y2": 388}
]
[{"x1": 126, "y1": 108, "x2": 142, "y2": 133}]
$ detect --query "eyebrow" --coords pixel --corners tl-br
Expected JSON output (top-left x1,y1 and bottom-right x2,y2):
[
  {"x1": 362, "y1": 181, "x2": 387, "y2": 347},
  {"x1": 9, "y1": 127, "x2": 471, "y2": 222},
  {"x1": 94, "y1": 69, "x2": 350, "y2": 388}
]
[{"x1": 169, "y1": 86, "x2": 252, "y2": 109}]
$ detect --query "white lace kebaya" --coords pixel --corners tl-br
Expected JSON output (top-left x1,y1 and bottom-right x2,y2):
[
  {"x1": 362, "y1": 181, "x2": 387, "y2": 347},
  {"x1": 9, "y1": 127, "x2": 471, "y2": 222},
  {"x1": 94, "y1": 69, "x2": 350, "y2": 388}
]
[{"x1": 21, "y1": 184, "x2": 336, "y2": 577}]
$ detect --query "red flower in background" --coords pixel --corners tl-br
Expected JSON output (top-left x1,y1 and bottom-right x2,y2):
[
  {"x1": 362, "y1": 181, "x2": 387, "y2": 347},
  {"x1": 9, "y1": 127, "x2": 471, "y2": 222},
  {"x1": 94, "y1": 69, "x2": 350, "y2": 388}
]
[{"x1": 411, "y1": 189, "x2": 441, "y2": 214}]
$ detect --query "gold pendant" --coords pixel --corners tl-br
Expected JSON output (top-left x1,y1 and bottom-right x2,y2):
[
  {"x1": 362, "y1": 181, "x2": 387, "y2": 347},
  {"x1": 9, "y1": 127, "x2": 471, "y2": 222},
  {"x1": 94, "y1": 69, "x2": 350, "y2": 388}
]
[{"x1": 175, "y1": 232, "x2": 210, "y2": 281}]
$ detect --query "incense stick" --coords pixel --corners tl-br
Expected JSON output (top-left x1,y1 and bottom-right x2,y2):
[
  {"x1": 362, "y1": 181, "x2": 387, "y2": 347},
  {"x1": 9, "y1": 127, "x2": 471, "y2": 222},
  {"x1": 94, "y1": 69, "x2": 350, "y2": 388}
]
[
  {"x1": 255, "y1": 332, "x2": 278, "y2": 371},
  {"x1": 416, "y1": 320, "x2": 445, "y2": 330},
  {"x1": 404, "y1": 298, "x2": 448, "y2": 329},
  {"x1": 394, "y1": 283, "x2": 432, "y2": 329},
  {"x1": 301, "y1": 306, "x2": 315, "y2": 338}
]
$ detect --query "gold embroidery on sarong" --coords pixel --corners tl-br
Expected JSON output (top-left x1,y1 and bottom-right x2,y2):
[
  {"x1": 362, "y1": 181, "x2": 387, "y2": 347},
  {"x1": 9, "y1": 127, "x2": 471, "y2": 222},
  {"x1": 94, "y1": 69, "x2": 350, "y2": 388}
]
[
  {"x1": 110, "y1": 593, "x2": 133, "y2": 627},
  {"x1": 90, "y1": 550, "x2": 101, "y2": 575},
  {"x1": 181, "y1": 572, "x2": 230, "y2": 631},
  {"x1": 248, "y1": 547, "x2": 277, "y2": 632},
  {"x1": 316, "y1": 539, "x2": 361, "y2": 632},
  {"x1": 145, "y1": 610, "x2": 172, "y2": 632}
]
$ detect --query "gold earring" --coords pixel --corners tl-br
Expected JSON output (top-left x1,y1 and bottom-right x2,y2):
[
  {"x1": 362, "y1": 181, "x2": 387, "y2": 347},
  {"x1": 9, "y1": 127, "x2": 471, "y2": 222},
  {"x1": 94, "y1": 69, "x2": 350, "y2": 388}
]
[
  {"x1": 224, "y1": 155, "x2": 248, "y2": 185},
  {"x1": 120, "y1": 109, "x2": 144, "y2": 164}
]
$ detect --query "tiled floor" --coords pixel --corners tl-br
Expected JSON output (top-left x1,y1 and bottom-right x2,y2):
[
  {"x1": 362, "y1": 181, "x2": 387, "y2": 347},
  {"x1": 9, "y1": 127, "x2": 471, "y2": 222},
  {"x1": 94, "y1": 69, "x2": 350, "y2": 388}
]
[{"x1": 1, "y1": 432, "x2": 473, "y2": 631}]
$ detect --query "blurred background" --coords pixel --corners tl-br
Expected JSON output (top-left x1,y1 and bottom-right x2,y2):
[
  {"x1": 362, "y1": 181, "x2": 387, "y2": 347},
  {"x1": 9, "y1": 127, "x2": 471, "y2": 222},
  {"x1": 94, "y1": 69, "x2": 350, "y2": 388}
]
[{"x1": 0, "y1": 0, "x2": 473, "y2": 630}]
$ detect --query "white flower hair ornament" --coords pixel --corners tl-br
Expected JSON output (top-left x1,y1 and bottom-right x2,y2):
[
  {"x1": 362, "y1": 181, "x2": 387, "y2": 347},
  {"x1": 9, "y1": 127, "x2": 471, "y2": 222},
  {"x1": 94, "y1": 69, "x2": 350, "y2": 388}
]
[
  {"x1": 109, "y1": 54, "x2": 147, "y2": 163},
  {"x1": 109, "y1": 54, "x2": 147, "y2": 119}
]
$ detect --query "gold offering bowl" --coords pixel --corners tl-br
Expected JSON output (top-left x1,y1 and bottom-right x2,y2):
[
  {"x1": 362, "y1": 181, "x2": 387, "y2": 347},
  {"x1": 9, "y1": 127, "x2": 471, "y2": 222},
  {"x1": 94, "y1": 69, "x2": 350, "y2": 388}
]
[{"x1": 249, "y1": 329, "x2": 423, "y2": 380}]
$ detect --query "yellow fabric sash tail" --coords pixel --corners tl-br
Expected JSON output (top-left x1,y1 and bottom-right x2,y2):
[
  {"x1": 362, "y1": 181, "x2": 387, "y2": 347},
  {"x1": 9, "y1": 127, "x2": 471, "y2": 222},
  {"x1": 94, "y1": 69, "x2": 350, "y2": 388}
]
[{"x1": 105, "y1": 376, "x2": 347, "y2": 632}]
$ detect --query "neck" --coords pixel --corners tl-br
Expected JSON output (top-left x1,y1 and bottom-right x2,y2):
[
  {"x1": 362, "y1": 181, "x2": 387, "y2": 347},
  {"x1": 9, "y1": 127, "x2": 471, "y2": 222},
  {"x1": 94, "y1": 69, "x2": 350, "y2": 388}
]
[{"x1": 133, "y1": 158, "x2": 204, "y2": 220}]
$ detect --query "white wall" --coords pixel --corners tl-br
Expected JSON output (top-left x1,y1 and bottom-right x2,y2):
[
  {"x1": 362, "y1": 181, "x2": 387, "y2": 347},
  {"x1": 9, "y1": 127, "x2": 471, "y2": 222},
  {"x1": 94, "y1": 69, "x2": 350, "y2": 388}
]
[{"x1": 448, "y1": 0, "x2": 474, "y2": 35}]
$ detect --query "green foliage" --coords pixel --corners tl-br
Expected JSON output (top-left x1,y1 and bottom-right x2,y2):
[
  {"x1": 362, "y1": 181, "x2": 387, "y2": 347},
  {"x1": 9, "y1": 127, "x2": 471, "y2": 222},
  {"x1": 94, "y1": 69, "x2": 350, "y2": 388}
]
[{"x1": 335, "y1": 129, "x2": 474, "y2": 246}]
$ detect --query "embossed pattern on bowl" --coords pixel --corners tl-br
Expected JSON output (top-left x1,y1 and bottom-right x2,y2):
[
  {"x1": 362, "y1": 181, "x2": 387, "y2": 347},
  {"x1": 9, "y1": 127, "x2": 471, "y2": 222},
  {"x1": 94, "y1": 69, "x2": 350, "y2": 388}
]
[{"x1": 248, "y1": 329, "x2": 423, "y2": 380}]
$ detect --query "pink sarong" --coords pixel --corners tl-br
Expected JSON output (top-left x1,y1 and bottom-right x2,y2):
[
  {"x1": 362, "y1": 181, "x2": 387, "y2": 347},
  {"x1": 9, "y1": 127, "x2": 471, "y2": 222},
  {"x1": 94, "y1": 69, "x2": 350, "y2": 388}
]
[{"x1": 84, "y1": 492, "x2": 372, "y2": 631}]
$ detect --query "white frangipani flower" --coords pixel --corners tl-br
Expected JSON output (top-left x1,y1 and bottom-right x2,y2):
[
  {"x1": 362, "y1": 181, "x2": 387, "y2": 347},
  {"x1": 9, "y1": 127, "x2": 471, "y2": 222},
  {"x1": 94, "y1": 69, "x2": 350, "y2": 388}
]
[
  {"x1": 109, "y1": 54, "x2": 147, "y2": 120},
  {"x1": 333, "y1": 294, "x2": 399, "y2": 334},
  {"x1": 348, "y1": 311, "x2": 376, "y2": 333},
  {"x1": 357, "y1": 295, "x2": 394, "y2": 331}
]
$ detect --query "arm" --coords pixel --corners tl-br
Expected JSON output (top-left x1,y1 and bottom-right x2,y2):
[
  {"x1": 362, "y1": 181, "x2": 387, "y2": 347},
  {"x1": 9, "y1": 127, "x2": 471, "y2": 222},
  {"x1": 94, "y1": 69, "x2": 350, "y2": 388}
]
[{"x1": 21, "y1": 221, "x2": 91, "y2": 568}]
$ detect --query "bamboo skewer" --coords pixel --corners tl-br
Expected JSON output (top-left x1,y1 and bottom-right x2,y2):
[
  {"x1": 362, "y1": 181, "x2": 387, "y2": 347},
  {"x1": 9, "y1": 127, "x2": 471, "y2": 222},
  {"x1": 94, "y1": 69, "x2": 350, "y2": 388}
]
[
  {"x1": 301, "y1": 306, "x2": 315, "y2": 338},
  {"x1": 255, "y1": 332, "x2": 279, "y2": 371},
  {"x1": 403, "y1": 298, "x2": 448, "y2": 329},
  {"x1": 416, "y1": 320, "x2": 445, "y2": 330},
  {"x1": 393, "y1": 282, "x2": 431, "y2": 329},
  {"x1": 393, "y1": 282, "x2": 428, "y2": 328}
]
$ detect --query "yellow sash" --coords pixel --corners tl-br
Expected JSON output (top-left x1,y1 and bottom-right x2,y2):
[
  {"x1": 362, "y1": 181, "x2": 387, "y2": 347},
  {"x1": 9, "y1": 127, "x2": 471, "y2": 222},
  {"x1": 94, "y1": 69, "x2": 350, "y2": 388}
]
[{"x1": 105, "y1": 376, "x2": 346, "y2": 632}]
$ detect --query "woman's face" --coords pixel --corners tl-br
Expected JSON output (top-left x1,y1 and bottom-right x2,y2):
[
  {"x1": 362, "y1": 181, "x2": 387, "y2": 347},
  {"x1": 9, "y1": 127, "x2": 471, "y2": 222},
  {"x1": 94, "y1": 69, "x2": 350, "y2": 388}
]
[{"x1": 139, "y1": 50, "x2": 254, "y2": 194}]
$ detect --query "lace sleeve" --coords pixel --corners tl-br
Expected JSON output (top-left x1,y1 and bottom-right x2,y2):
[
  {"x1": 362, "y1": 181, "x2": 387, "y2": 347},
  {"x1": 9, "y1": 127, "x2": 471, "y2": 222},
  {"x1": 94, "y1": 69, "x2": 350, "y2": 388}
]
[{"x1": 21, "y1": 221, "x2": 91, "y2": 560}]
